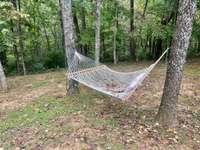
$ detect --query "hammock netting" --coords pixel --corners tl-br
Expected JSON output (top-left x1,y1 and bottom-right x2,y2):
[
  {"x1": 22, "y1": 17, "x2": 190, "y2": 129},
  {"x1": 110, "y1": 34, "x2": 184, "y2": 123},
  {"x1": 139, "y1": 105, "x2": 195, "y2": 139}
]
[{"x1": 67, "y1": 49, "x2": 168, "y2": 100}]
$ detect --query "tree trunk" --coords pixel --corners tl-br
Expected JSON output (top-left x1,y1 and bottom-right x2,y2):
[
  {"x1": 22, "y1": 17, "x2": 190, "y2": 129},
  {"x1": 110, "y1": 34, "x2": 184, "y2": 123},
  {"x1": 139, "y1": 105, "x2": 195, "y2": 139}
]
[
  {"x1": 113, "y1": 29, "x2": 117, "y2": 64},
  {"x1": 95, "y1": 0, "x2": 101, "y2": 65},
  {"x1": 59, "y1": 0, "x2": 65, "y2": 51},
  {"x1": 113, "y1": 2, "x2": 118, "y2": 64},
  {"x1": 198, "y1": 36, "x2": 200, "y2": 53},
  {"x1": 0, "y1": 60, "x2": 7, "y2": 92},
  {"x1": 11, "y1": 0, "x2": 26, "y2": 75},
  {"x1": 155, "y1": 38, "x2": 162, "y2": 59},
  {"x1": 129, "y1": 0, "x2": 136, "y2": 60},
  {"x1": 156, "y1": 0, "x2": 197, "y2": 127},
  {"x1": 51, "y1": 26, "x2": 59, "y2": 50},
  {"x1": 60, "y1": 0, "x2": 79, "y2": 95},
  {"x1": 80, "y1": 0, "x2": 88, "y2": 55},
  {"x1": 18, "y1": 0, "x2": 26, "y2": 75},
  {"x1": 153, "y1": 0, "x2": 178, "y2": 60},
  {"x1": 142, "y1": 0, "x2": 148, "y2": 18},
  {"x1": 10, "y1": 0, "x2": 20, "y2": 74},
  {"x1": 72, "y1": 2, "x2": 81, "y2": 51},
  {"x1": 101, "y1": 32, "x2": 105, "y2": 61}
]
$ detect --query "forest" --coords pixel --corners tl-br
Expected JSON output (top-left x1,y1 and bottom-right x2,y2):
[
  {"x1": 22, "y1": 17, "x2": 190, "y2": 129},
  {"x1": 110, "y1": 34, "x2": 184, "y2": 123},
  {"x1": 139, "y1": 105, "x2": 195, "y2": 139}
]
[
  {"x1": 0, "y1": 0, "x2": 199, "y2": 75},
  {"x1": 0, "y1": 0, "x2": 200, "y2": 149}
]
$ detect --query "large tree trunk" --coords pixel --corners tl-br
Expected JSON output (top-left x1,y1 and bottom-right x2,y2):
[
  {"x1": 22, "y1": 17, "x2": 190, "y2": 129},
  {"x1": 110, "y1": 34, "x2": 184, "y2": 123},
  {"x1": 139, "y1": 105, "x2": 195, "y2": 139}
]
[
  {"x1": 95, "y1": 0, "x2": 101, "y2": 65},
  {"x1": 0, "y1": 60, "x2": 7, "y2": 92},
  {"x1": 129, "y1": 0, "x2": 136, "y2": 60},
  {"x1": 60, "y1": 0, "x2": 79, "y2": 95},
  {"x1": 156, "y1": 0, "x2": 197, "y2": 127}
]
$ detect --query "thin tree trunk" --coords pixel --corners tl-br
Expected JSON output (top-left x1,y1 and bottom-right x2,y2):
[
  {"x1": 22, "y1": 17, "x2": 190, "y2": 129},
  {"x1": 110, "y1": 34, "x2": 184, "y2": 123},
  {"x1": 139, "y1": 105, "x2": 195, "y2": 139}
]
[
  {"x1": 95, "y1": 0, "x2": 101, "y2": 65},
  {"x1": 0, "y1": 60, "x2": 7, "y2": 92},
  {"x1": 13, "y1": 44, "x2": 20, "y2": 73},
  {"x1": 10, "y1": 0, "x2": 20, "y2": 74},
  {"x1": 156, "y1": 0, "x2": 197, "y2": 127},
  {"x1": 113, "y1": 2, "x2": 118, "y2": 64},
  {"x1": 60, "y1": 0, "x2": 79, "y2": 95},
  {"x1": 153, "y1": 1, "x2": 178, "y2": 60},
  {"x1": 80, "y1": 0, "x2": 87, "y2": 55},
  {"x1": 42, "y1": 23, "x2": 51, "y2": 51},
  {"x1": 129, "y1": 0, "x2": 136, "y2": 60},
  {"x1": 101, "y1": 32, "x2": 105, "y2": 61},
  {"x1": 142, "y1": 0, "x2": 148, "y2": 18},
  {"x1": 72, "y1": 2, "x2": 81, "y2": 51},
  {"x1": 59, "y1": 0, "x2": 65, "y2": 51},
  {"x1": 51, "y1": 26, "x2": 59, "y2": 50},
  {"x1": 113, "y1": 29, "x2": 117, "y2": 64},
  {"x1": 18, "y1": 0, "x2": 26, "y2": 75},
  {"x1": 198, "y1": 36, "x2": 200, "y2": 53}
]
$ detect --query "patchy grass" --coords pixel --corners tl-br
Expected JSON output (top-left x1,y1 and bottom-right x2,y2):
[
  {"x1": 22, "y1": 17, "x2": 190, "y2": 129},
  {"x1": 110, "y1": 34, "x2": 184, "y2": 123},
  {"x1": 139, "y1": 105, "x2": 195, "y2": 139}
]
[
  {"x1": 0, "y1": 60, "x2": 200, "y2": 149},
  {"x1": 31, "y1": 81, "x2": 49, "y2": 88}
]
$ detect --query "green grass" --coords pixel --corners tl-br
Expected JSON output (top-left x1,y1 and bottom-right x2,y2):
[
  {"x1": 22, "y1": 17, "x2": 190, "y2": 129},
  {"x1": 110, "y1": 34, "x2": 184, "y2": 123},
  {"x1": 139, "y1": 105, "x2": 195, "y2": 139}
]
[
  {"x1": 31, "y1": 81, "x2": 49, "y2": 88},
  {"x1": 0, "y1": 97, "x2": 71, "y2": 136},
  {"x1": 0, "y1": 93, "x2": 122, "y2": 149},
  {"x1": 1, "y1": 61, "x2": 200, "y2": 149}
]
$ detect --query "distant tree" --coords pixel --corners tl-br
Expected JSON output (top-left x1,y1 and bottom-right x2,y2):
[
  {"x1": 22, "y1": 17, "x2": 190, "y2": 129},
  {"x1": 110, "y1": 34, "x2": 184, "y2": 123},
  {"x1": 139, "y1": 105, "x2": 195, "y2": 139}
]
[
  {"x1": 80, "y1": 0, "x2": 88, "y2": 55},
  {"x1": 60, "y1": 0, "x2": 79, "y2": 95},
  {"x1": 129, "y1": 0, "x2": 136, "y2": 60},
  {"x1": 156, "y1": 0, "x2": 197, "y2": 127},
  {"x1": 142, "y1": 0, "x2": 149, "y2": 18},
  {"x1": 95, "y1": 0, "x2": 101, "y2": 65},
  {"x1": 17, "y1": 0, "x2": 26, "y2": 75},
  {"x1": 113, "y1": 1, "x2": 118, "y2": 64},
  {"x1": 0, "y1": 60, "x2": 7, "y2": 92},
  {"x1": 11, "y1": 0, "x2": 26, "y2": 75}
]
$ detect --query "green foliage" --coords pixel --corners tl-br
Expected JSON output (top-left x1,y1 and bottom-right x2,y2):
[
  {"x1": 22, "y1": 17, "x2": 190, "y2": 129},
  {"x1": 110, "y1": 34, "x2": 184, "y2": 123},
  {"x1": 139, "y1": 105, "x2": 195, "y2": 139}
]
[
  {"x1": 136, "y1": 48, "x2": 148, "y2": 60},
  {"x1": 32, "y1": 62, "x2": 45, "y2": 72},
  {"x1": 6, "y1": 55, "x2": 17, "y2": 74},
  {"x1": 0, "y1": 0, "x2": 200, "y2": 75},
  {"x1": 44, "y1": 51, "x2": 65, "y2": 69}
]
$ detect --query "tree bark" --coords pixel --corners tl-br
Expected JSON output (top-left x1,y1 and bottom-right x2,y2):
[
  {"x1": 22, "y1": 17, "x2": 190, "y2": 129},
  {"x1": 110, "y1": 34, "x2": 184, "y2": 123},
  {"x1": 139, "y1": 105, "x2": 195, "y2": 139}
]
[
  {"x1": 18, "y1": 0, "x2": 26, "y2": 75},
  {"x1": 95, "y1": 0, "x2": 101, "y2": 65},
  {"x1": 198, "y1": 35, "x2": 200, "y2": 53},
  {"x1": 11, "y1": 0, "x2": 26, "y2": 75},
  {"x1": 142, "y1": 0, "x2": 148, "y2": 18},
  {"x1": 72, "y1": 2, "x2": 81, "y2": 51},
  {"x1": 129, "y1": 0, "x2": 136, "y2": 60},
  {"x1": 113, "y1": 2, "x2": 118, "y2": 64},
  {"x1": 0, "y1": 60, "x2": 8, "y2": 92},
  {"x1": 59, "y1": 0, "x2": 65, "y2": 52},
  {"x1": 60, "y1": 0, "x2": 79, "y2": 95},
  {"x1": 80, "y1": 0, "x2": 88, "y2": 55},
  {"x1": 10, "y1": 0, "x2": 20, "y2": 74},
  {"x1": 156, "y1": 0, "x2": 197, "y2": 127}
]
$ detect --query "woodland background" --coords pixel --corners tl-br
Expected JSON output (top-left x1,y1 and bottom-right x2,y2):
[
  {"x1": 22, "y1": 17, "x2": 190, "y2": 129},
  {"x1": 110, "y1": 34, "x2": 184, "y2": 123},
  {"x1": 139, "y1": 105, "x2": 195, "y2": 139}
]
[{"x1": 0, "y1": 0, "x2": 200, "y2": 75}]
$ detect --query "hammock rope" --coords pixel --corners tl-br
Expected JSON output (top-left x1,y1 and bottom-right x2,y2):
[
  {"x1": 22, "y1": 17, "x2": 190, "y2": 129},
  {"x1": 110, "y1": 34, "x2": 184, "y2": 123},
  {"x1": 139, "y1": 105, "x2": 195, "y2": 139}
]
[{"x1": 67, "y1": 48, "x2": 169, "y2": 100}]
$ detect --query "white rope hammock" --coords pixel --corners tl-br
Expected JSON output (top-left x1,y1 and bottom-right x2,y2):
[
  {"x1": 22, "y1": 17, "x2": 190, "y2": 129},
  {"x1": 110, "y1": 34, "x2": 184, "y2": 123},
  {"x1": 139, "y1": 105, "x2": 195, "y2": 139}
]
[{"x1": 67, "y1": 48, "x2": 168, "y2": 100}]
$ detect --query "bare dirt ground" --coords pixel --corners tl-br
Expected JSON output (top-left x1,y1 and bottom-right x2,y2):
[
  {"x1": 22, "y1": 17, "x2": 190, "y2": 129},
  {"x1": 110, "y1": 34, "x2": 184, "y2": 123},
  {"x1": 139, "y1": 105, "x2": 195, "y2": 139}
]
[{"x1": 0, "y1": 60, "x2": 200, "y2": 150}]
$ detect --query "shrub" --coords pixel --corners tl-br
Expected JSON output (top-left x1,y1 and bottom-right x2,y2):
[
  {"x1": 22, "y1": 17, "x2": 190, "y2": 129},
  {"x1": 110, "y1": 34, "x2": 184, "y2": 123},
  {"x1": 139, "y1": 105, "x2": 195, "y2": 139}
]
[
  {"x1": 136, "y1": 48, "x2": 148, "y2": 61},
  {"x1": 44, "y1": 51, "x2": 65, "y2": 69}
]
